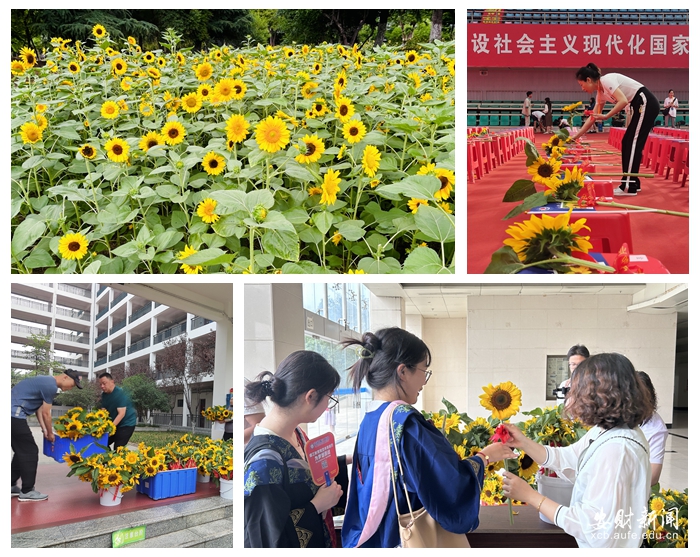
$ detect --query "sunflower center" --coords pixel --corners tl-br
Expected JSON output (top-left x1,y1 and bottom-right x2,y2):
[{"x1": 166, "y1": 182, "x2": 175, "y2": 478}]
[
  {"x1": 339, "y1": 78, "x2": 345, "y2": 86},
  {"x1": 349, "y1": 127, "x2": 358, "y2": 136},
  {"x1": 186, "y1": 98, "x2": 196, "y2": 107},
  {"x1": 168, "y1": 129, "x2": 179, "y2": 139},
  {"x1": 491, "y1": 389, "x2": 513, "y2": 410},
  {"x1": 521, "y1": 454, "x2": 534, "y2": 469},
  {"x1": 340, "y1": 105, "x2": 348, "y2": 116},
  {"x1": 112, "y1": 145, "x2": 123, "y2": 155},
  {"x1": 106, "y1": 106, "x2": 115, "y2": 114},
  {"x1": 220, "y1": 85, "x2": 231, "y2": 95},
  {"x1": 68, "y1": 421, "x2": 79, "y2": 428},
  {"x1": 538, "y1": 164, "x2": 553, "y2": 178},
  {"x1": 266, "y1": 130, "x2": 279, "y2": 142},
  {"x1": 315, "y1": 104, "x2": 323, "y2": 111},
  {"x1": 234, "y1": 85, "x2": 241, "y2": 94},
  {"x1": 409, "y1": 54, "x2": 416, "y2": 62},
  {"x1": 28, "y1": 129, "x2": 39, "y2": 141},
  {"x1": 208, "y1": 160, "x2": 219, "y2": 169},
  {"x1": 146, "y1": 139, "x2": 158, "y2": 149},
  {"x1": 305, "y1": 143, "x2": 316, "y2": 156},
  {"x1": 83, "y1": 147, "x2": 94, "y2": 156},
  {"x1": 439, "y1": 176, "x2": 449, "y2": 187}
]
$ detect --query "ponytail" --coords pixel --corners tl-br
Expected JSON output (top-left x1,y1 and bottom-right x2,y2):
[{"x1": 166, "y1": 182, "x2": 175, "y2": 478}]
[{"x1": 576, "y1": 63, "x2": 601, "y2": 82}]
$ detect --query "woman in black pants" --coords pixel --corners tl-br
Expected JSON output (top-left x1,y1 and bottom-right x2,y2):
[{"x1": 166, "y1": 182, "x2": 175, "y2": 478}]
[{"x1": 571, "y1": 63, "x2": 660, "y2": 196}]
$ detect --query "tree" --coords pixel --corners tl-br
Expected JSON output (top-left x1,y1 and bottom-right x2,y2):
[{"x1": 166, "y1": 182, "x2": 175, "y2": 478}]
[
  {"x1": 54, "y1": 378, "x2": 101, "y2": 408},
  {"x1": 122, "y1": 374, "x2": 171, "y2": 422},
  {"x1": 22, "y1": 332, "x2": 65, "y2": 376},
  {"x1": 429, "y1": 10, "x2": 443, "y2": 43},
  {"x1": 156, "y1": 332, "x2": 216, "y2": 433}
]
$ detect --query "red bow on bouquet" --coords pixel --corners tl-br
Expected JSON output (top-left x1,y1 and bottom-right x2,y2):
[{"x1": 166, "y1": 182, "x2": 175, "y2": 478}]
[
  {"x1": 490, "y1": 424, "x2": 512, "y2": 444},
  {"x1": 577, "y1": 182, "x2": 598, "y2": 208},
  {"x1": 584, "y1": 109, "x2": 593, "y2": 116},
  {"x1": 613, "y1": 243, "x2": 644, "y2": 274}
]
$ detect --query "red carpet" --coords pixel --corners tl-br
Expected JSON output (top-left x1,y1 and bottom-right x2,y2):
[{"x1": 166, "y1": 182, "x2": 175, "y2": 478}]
[
  {"x1": 11, "y1": 462, "x2": 221, "y2": 534},
  {"x1": 468, "y1": 131, "x2": 689, "y2": 274}
]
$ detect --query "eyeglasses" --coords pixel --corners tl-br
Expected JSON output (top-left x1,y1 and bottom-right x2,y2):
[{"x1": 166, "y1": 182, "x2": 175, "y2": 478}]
[
  {"x1": 327, "y1": 395, "x2": 339, "y2": 410},
  {"x1": 410, "y1": 365, "x2": 433, "y2": 384},
  {"x1": 569, "y1": 362, "x2": 580, "y2": 369}
]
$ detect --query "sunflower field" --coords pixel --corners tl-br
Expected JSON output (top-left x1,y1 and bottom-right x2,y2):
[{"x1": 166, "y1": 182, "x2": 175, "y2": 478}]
[{"x1": 11, "y1": 26, "x2": 455, "y2": 274}]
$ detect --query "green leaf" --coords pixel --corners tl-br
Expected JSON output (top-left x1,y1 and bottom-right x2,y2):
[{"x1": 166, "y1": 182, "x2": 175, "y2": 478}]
[
  {"x1": 249, "y1": 211, "x2": 295, "y2": 233},
  {"x1": 261, "y1": 229, "x2": 300, "y2": 261},
  {"x1": 403, "y1": 247, "x2": 450, "y2": 274},
  {"x1": 245, "y1": 190, "x2": 275, "y2": 212},
  {"x1": 442, "y1": 399, "x2": 459, "y2": 415},
  {"x1": 152, "y1": 230, "x2": 183, "y2": 251},
  {"x1": 376, "y1": 175, "x2": 441, "y2": 201},
  {"x1": 179, "y1": 247, "x2": 233, "y2": 266},
  {"x1": 212, "y1": 215, "x2": 246, "y2": 238},
  {"x1": 155, "y1": 184, "x2": 180, "y2": 200},
  {"x1": 22, "y1": 155, "x2": 45, "y2": 170},
  {"x1": 12, "y1": 218, "x2": 46, "y2": 255},
  {"x1": 358, "y1": 256, "x2": 401, "y2": 274},
  {"x1": 502, "y1": 192, "x2": 548, "y2": 220},
  {"x1": 82, "y1": 261, "x2": 102, "y2": 274},
  {"x1": 24, "y1": 248, "x2": 56, "y2": 269},
  {"x1": 53, "y1": 126, "x2": 81, "y2": 141},
  {"x1": 111, "y1": 242, "x2": 139, "y2": 258},
  {"x1": 503, "y1": 179, "x2": 537, "y2": 202},
  {"x1": 336, "y1": 220, "x2": 366, "y2": 241},
  {"x1": 171, "y1": 211, "x2": 187, "y2": 230},
  {"x1": 484, "y1": 246, "x2": 525, "y2": 274},
  {"x1": 414, "y1": 206, "x2": 454, "y2": 243},
  {"x1": 314, "y1": 211, "x2": 334, "y2": 235},
  {"x1": 284, "y1": 161, "x2": 316, "y2": 182}
]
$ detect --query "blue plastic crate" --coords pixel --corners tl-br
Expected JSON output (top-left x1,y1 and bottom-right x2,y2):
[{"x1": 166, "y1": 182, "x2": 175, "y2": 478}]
[
  {"x1": 43, "y1": 433, "x2": 108, "y2": 463},
  {"x1": 137, "y1": 468, "x2": 197, "y2": 500}
]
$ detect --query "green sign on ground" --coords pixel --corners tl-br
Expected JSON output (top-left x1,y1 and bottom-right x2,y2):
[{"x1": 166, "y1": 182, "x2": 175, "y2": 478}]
[{"x1": 112, "y1": 525, "x2": 146, "y2": 548}]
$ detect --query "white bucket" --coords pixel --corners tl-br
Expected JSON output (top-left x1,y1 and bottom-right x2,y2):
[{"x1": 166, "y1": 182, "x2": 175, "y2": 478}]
[
  {"x1": 219, "y1": 478, "x2": 233, "y2": 500},
  {"x1": 197, "y1": 473, "x2": 211, "y2": 483},
  {"x1": 537, "y1": 473, "x2": 574, "y2": 523},
  {"x1": 99, "y1": 485, "x2": 123, "y2": 506}
]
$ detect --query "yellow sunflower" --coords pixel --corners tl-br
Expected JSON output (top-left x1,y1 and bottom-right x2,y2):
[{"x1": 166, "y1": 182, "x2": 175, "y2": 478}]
[
  {"x1": 479, "y1": 381, "x2": 522, "y2": 420},
  {"x1": 527, "y1": 156, "x2": 563, "y2": 188},
  {"x1": 147, "y1": 67, "x2": 160, "y2": 80},
  {"x1": 139, "y1": 131, "x2": 163, "y2": 152},
  {"x1": 195, "y1": 61, "x2": 213, "y2": 81},
  {"x1": 503, "y1": 208, "x2": 593, "y2": 264},
  {"x1": 650, "y1": 497, "x2": 665, "y2": 513},
  {"x1": 408, "y1": 198, "x2": 428, "y2": 213},
  {"x1": 92, "y1": 24, "x2": 107, "y2": 38},
  {"x1": 230, "y1": 79, "x2": 246, "y2": 100},
  {"x1": 255, "y1": 116, "x2": 290, "y2": 153},
  {"x1": 181, "y1": 92, "x2": 202, "y2": 113},
  {"x1": 225, "y1": 114, "x2": 249, "y2": 144},
  {"x1": 111, "y1": 58, "x2": 127, "y2": 75},
  {"x1": 161, "y1": 121, "x2": 186, "y2": 146},
  {"x1": 518, "y1": 452, "x2": 539, "y2": 480},
  {"x1": 63, "y1": 451, "x2": 83, "y2": 465},
  {"x1": 320, "y1": 169, "x2": 342, "y2": 206},
  {"x1": 104, "y1": 137, "x2": 130, "y2": 163},
  {"x1": 335, "y1": 96, "x2": 355, "y2": 123},
  {"x1": 19, "y1": 122, "x2": 43, "y2": 144},
  {"x1": 100, "y1": 101, "x2": 120, "y2": 120},
  {"x1": 68, "y1": 61, "x2": 81, "y2": 74},
  {"x1": 20, "y1": 47, "x2": 37, "y2": 68},
  {"x1": 405, "y1": 50, "x2": 419, "y2": 64},
  {"x1": 361, "y1": 145, "x2": 381, "y2": 177},
  {"x1": 295, "y1": 134, "x2": 325, "y2": 164},
  {"x1": 342, "y1": 119, "x2": 367, "y2": 144},
  {"x1": 311, "y1": 98, "x2": 329, "y2": 117},
  {"x1": 213, "y1": 78, "x2": 237, "y2": 102},
  {"x1": 143, "y1": 51, "x2": 155, "y2": 64},
  {"x1": 311, "y1": 61, "x2": 322, "y2": 74},
  {"x1": 545, "y1": 166, "x2": 586, "y2": 200},
  {"x1": 197, "y1": 197, "x2": 220, "y2": 223},
  {"x1": 201, "y1": 152, "x2": 226, "y2": 176},
  {"x1": 434, "y1": 168, "x2": 455, "y2": 200},
  {"x1": 177, "y1": 245, "x2": 202, "y2": 274},
  {"x1": 197, "y1": 83, "x2": 212, "y2": 101},
  {"x1": 301, "y1": 81, "x2": 318, "y2": 99},
  {"x1": 331, "y1": 232, "x2": 343, "y2": 246},
  {"x1": 11, "y1": 60, "x2": 26, "y2": 75},
  {"x1": 334, "y1": 70, "x2": 347, "y2": 92},
  {"x1": 79, "y1": 144, "x2": 97, "y2": 159},
  {"x1": 58, "y1": 233, "x2": 89, "y2": 261},
  {"x1": 139, "y1": 102, "x2": 154, "y2": 117}
]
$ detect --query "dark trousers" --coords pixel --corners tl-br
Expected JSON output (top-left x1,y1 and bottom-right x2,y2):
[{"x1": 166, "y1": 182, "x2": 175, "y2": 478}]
[
  {"x1": 108, "y1": 425, "x2": 135, "y2": 449},
  {"x1": 11, "y1": 417, "x2": 38, "y2": 493},
  {"x1": 621, "y1": 87, "x2": 660, "y2": 192}
]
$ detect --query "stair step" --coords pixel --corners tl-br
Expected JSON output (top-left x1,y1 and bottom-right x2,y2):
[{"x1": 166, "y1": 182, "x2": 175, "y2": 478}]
[
  {"x1": 126, "y1": 518, "x2": 232, "y2": 548},
  {"x1": 11, "y1": 496, "x2": 232, "y2": 548}
]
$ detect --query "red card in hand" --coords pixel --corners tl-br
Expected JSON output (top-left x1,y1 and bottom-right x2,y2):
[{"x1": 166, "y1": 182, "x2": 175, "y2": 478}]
[{"x1": 304, "y1": 433, "x2": 338, "y2": 486}]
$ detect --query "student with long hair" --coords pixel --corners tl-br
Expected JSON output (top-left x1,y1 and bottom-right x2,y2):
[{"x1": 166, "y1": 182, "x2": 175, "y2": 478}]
[
  {"x1": 341, "y1": 327, "x2": 516, "y2": 547},
  {"x1": 501, "y1": 353, "x2": 654, "y2": 547},
  {"x1": 571, "y1": 63, "x2": 660, "y2": 196},
  {"x1": 244, "y1": 351, "x2": 347, "y2": 548},
  {"x1": 638, "y1": 371, "x2": 669, "y2": 487}
]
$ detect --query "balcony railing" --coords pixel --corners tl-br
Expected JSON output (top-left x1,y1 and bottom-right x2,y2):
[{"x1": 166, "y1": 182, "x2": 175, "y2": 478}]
[
  {"x1": 109, "y1": 348, "x2": 126, "y2": 361},
  {"x1": 110, "y1": 318, "x2": 127, "y2": 335},
  {"x1": 128, "y1": 337, "x2": 151, "y2": 354},
  {"x1": 55, "y1": 305, "x2": 90, "y2": 321},
  {"x1": 95, "y1": 330, "x2": 108, "y2": 344},
  {"x1": 11, "y1": 296, "x2": 51, "y2": 313},
  {"x1": 57, "y1": 284, "x2": 91, "y2": 297},
  {"x1": 53, "y1": 331, "x2": 89, "y2": 345},
  {"x1": 191, "y1": 316, "x2": 213, "y2": 330},
  {"x1": 153, "y1": 322, "x2": 187, "y2": 345},
  {"x1": 96, "y1": 285, "x2": 107, "y2": 298},
  {"x1": 55, "y1": 355, "x2": 89, "y2": 367},
  {"x1": 95, "y1": 356, "x2": 108, "y2": 367},
  {"x1": 111, "y1": 291, "x2": 127, "y2": 308},
  {"x1": 96, "y1": 306, "x2": 109, "y2": 321},
  {"x1": 11, "y1": 349, "x2": 30, "y2": 359},
  {"x1": 12, "y1": 323, "x2": 51, "y2": 336},
  {"x1": 129, "y1": 302, "x2": 153, "y2": 323}
]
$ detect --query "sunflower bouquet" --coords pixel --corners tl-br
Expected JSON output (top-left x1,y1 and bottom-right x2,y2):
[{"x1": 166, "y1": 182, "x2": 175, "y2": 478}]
[
  {"x1": 561, "y1": 101, "x2": 584, "y2": 114},
  {"x1": 645, "y1": 487, "x2": 688, "y2": 547},
  {"x1": 54, "y1": 407, "x2": 116, "y2": 441},
  {"x1": 64, "y1": 443, "x2": 148, "y2": 494},
  {"x1": 209, "y1": 438, "x2": 234, "y2": 484},
  {"x1": 11, "y1": 23, "x2": 456, "y2": 275},
  {"x1": 201, "y1": 405, "x2": 233, "y2": 422}
]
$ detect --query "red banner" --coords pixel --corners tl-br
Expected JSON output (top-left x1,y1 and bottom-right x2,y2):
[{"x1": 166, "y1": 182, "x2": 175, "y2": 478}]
[{"x1": 468, "y1": 24, "x2": 689, "y2": 68}]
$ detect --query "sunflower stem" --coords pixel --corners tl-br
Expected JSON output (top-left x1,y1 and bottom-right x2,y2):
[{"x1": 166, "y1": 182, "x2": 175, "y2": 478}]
[
  {"x1": 596, "y1": 201, "x2": 689, "y2": 218},
  {"x1": 514, "y1": 255, "x2": 615, "y2": 274}
]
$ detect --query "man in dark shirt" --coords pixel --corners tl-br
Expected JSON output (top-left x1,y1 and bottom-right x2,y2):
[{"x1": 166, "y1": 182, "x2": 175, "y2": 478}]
[
  {"x1": 98, "y1": 372, "x2": 137, "y2": 449},
  {"x1": 11, "y1": 370, "x2": 82, "y2": 501}
]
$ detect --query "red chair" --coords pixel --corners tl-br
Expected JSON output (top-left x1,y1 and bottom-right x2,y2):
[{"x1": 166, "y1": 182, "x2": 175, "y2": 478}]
[
  {"x1": 653, "y1": 137, "x2": 673, "y2": 176},
  {"x1": 664, "y1": 140, "x2": 690, "y2": 184},
  {"x1": 583, "y1": 212, "x2": 634, "y2": 253}
]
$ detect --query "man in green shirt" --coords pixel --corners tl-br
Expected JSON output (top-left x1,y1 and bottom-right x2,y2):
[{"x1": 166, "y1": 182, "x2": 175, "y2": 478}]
[{"x1": 98, "y1": 372, "x2": 137, "y2": 448}]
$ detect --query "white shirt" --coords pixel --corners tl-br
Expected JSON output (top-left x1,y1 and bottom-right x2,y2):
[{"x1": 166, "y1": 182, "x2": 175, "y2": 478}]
[
  {"x1": 639, "y1": 412, "x2": 669, "y2": 464},
  {"x1": 543, "y1": 425, "x2": 651, "y2": 548},
  {"x1": 598, "y1": 74, "x2": 644, "y2": 105},
  {"x1": 664, "y1": 97, "x2": 678, "y2": 117}
]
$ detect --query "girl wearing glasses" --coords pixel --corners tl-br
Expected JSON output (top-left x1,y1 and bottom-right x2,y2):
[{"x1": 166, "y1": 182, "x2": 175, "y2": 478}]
[
  {"x1": 341, "y1": 327, "x2": 516, "y2": 548},
  {"x1": 244, "y1": 351, "x2": 347, "y2": 548}
]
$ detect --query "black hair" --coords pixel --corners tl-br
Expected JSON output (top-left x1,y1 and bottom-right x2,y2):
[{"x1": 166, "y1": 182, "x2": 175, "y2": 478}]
[
  {"x1": 637, "y1": 371, "x2": 658, "y2": 412},
  {"x1": 98, "y1": 372, "x2": 113, "y2": 380},
  {"x1": 576, "y1": 63, "x2": 601, "y2": 82},
  {"x1": 668, "y1": 89, "x2": 674, "y2": 94},
  {"x1": 245, "y1": 351, "x2": 340, "y2": 408},
  {"x1": 343, "y1": 327, "x2": 431, "y2": 398},
  {"x1": 526, "y1": 91, "x2": 533, "y2": 96},
  {"x1": 567, "y1": 344, "x2": 590, "y2": 359}
]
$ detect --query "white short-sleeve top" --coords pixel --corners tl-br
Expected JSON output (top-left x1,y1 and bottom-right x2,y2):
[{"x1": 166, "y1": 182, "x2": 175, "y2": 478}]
[
  {"x1": 639, "y1": 411, "x2": 669, "y2": 465},
  {"x1": 597, "y1": 73, "x2": 644, "y2": 105}
]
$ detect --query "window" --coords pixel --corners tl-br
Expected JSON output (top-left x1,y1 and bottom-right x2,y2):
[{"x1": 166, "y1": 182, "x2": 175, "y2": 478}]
[
  {"x1": 302, "y1": 283, "x2": 372, "y2": 333},
  {"x1": 546, "y1": 355, "x2": 569, "y2": 400}
]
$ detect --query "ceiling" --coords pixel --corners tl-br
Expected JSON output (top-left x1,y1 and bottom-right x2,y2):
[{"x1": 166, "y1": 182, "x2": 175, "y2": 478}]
[{"x1": 364, "y1": 283, "x2": 687, "y2": 322}]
